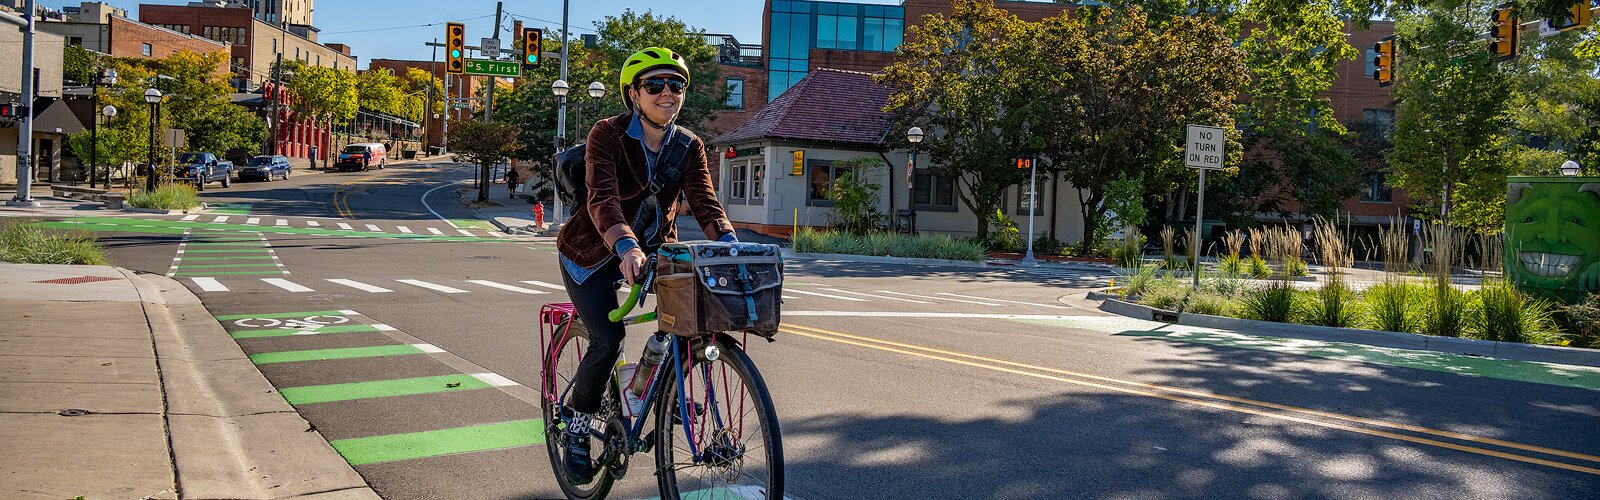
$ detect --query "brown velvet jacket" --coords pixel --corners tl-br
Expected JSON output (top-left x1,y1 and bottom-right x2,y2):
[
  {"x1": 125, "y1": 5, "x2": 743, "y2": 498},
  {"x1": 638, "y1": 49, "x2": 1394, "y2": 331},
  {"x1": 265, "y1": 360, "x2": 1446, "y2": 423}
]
[{"x1": 556, "y1": 113, "x2": 734, "y2": 268}]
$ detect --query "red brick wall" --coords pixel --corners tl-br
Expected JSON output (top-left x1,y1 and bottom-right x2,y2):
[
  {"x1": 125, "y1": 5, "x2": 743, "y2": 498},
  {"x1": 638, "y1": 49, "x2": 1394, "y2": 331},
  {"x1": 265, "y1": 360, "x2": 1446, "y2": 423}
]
[
  {"x1": 107, "y1": 16, "x2": 228, "y2": 75},
  {"x1": 138, "y1": 5, "x2": 255, "y2": 77},
  {"x1": 706, "y1": 64, "x2": 768, "y2": 140}
]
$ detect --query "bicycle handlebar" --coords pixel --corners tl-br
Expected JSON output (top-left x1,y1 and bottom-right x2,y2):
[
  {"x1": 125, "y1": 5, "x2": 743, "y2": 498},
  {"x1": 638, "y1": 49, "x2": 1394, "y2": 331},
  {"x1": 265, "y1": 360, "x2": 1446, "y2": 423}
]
[{"x1": 608, "y1": 283, "x2": 643, "y2": 323}]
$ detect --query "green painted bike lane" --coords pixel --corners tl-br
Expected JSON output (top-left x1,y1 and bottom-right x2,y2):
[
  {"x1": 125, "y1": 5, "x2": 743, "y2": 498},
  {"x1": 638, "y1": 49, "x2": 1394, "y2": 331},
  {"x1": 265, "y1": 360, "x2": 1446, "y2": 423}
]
[
  {"x1": 211, "y1": 308, "x2": 547, "y2": 468},
  {"x1": 1014, "y1": 317, "x2": 1600, "y2": 391},
  {"x1": 37, "y1": 216, "x2": 509, "y2": 243},
  {"x1": 171, "y1": 231, "x2": 286, "y2": 277}
]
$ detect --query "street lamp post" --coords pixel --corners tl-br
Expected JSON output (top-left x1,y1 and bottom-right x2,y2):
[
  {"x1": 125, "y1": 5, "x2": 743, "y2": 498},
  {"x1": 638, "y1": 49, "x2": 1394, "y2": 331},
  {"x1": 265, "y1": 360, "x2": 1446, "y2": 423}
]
[
  {"x1": 904, "y1": 126, "x2": 923, "y2": 235},
  {"x1": 89, "y1": 67, "x2": 117, "y2": 189},
  {"x1": 550, "y1": 80, "x2": 606, "y2": 228},
  {"x1": 143, "y1": 88, "x2": 162, "y2": 192}
]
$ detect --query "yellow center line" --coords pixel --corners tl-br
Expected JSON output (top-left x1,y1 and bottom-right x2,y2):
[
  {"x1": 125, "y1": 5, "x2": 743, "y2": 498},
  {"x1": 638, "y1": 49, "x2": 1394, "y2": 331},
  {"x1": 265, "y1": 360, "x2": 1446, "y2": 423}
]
[
  {"x1": 780, "y1": 324, "x2": 1600, "y2": 476},
  {"x1": 333, "y1": 174, "x2": 380, "y2": 220}
]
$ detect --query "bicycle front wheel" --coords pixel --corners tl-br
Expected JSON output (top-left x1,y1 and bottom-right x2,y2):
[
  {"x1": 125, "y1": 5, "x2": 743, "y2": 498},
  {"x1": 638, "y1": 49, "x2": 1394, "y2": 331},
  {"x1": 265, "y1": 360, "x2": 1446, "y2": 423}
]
[{"x1": 655, "y1": 336, "x2": 783, "y2": 499}]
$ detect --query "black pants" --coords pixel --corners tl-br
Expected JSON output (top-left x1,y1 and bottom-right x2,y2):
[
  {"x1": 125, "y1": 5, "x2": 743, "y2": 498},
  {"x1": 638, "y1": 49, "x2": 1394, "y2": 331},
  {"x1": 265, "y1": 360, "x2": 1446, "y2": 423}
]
[{"x1": 560, "y1": 259, "x2": 628, "y2": 415}]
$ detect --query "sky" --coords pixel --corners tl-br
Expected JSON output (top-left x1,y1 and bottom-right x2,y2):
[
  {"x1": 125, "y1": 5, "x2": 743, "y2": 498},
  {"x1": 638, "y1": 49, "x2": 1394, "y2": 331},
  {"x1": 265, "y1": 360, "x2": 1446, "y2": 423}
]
[{"x1": 40, "y1": 0, "x2": 905, "y2": 69}]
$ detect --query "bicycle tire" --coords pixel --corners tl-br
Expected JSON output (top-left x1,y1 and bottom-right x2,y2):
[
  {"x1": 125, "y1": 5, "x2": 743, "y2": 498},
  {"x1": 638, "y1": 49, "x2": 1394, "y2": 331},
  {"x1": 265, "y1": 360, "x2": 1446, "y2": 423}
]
[
  {"x1": 654, "y1": 335, "x2": 784, "y2": 499},
  {"x1": 542, "y1": 318, "x2": 618, "y2": 500}
]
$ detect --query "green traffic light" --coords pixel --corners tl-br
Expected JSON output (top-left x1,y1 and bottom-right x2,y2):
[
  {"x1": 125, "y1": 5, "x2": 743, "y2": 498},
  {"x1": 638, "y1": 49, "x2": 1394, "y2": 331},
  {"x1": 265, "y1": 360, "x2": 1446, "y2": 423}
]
[
  {"x1": 450, "y1": 49, "x2": 461, "y2": 58},
  {"x1": 527, "y1": 54, "x2": 537, "y2": 63}
]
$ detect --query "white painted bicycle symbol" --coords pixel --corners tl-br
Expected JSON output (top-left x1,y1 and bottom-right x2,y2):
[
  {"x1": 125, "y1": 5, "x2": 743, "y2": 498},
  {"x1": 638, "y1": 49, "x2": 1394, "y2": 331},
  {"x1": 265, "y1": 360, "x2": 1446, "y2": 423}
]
[{"x1": 232, "y1": 314, "x2": 350, "y2": 331}]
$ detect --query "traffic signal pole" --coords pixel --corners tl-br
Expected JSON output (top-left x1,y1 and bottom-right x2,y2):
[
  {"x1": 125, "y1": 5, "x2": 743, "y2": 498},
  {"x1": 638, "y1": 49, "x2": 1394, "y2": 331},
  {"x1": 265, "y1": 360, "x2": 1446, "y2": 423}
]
[
  {"x1": 552, "y1": 0, "x2": 571, "y2": 229},
  {"x1": 7, "y1": 0, "x2": 38, "y2": 207}
]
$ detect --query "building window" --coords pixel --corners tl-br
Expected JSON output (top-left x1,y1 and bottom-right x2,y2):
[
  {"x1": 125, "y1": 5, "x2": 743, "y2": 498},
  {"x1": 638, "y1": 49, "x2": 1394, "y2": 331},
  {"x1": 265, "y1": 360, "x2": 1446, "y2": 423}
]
[
  {"x1": 912, "y1": 170, "x2": 957, "y2": 211},
  {"x1": 272, "y1": 38, "x2": 277, "y2": 53},
  {"x1": 1364, "y1": 47, "x2": 1377, "y2": 80},
  {"x1": 295, "y1": 47, "x2": 300, "y2": 59},
  {"x1": 807, "y1": 160, "x2": 852, "y2": 205},
  {"x1": 67, "y1": 36, "x2": 82, "y2": 46},
  {"x1": 1363, "y1": 108, "x2": 1395, "y2": 139},
  {"x1": 1361, "y1": 172, "x2": 1393, "y2": 203},
  {"x1": 141, "y1": 43, "x2": 152, "y2": 56},
  {"x1": 202, "y1": 26, "x2": 246, "y2": 45},
  {"x1": 751, "y1": 161, "x2": 764, "y2": 201},
  {"x1": 316, "y1": 54, "x2": 321, "y2": 66},
  {"x1": 1015, "y1": 182, "x2": 1043, "y2": 216},
  {"x1": 816, "y1": 13, "x2": 858, "y2": 50},
  {"x1": 725, "y1": 78, "x2": 744, "y2": 109},
  {"x1": 730, "y1": 161, "x2": 749, "y2": 200}
]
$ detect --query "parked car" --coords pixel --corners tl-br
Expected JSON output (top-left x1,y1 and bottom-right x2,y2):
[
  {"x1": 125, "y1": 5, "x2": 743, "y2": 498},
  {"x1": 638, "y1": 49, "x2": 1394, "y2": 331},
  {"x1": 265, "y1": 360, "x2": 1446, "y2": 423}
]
[
  {"x1": 334, "y1": 143, "x2": 387, "y2": 171},
  {"x1": 177, "y1": 152, "x2": 233, "y2": 190},
  {"x1": 240, "y1": 155, "x2": 292, "y2": 181}
]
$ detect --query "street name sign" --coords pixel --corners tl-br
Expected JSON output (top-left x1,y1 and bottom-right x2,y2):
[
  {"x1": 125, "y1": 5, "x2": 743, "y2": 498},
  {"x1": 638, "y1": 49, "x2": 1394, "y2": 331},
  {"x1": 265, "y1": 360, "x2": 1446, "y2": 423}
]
[
  {"x1": 1185, "y1": 124, "x2": 1225, "y2": 169},
  {"x1": 463, "y1": 59, "x2": 520, "y2": 77}
]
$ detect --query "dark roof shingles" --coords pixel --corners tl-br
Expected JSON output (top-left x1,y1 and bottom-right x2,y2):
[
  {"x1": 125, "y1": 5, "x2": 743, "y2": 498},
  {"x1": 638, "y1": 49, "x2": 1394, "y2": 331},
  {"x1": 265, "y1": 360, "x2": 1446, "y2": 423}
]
[{"x1": 713, "y1": 69, "x2": 892, "y2": 148}]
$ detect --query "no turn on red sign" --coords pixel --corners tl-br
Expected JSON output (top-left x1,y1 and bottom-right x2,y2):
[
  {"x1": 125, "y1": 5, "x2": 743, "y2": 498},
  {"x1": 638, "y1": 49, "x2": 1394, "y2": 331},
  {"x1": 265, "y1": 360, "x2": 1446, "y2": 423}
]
[{"x1": 1186, "y1": 124, "x2": 1225, "y2": 170}]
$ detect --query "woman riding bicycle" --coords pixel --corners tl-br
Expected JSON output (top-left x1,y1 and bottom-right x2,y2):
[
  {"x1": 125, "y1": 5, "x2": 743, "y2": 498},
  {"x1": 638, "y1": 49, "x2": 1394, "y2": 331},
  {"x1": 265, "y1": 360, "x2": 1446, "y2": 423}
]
[{"x1": 554, "y1": 46, "x2": 737, "y2": 485}]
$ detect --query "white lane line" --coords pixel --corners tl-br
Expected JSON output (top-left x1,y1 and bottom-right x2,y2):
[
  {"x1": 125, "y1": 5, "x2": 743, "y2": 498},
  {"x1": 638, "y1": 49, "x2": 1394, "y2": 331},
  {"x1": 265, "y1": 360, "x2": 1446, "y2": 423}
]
[
  {"x1": 181, "y1": 214, "x2": 199, "y2": 221},
  {"x1": 470, "y1": 372, "x2": 521, "y2": 387},
  {"x1": 786, "y1": 289, "x2": 868, "y2": 302},
  {"x1": 466, "y1": 280, "x2": 548, "y2": 294},
  {"x1": 936, "y1": 292, "x2": 1070, "y2": 309},
  {"x1": 365, "y1": 224, "x2": 382, "y2": 232},
  {"x1": 782, "y1": 295, "x2": 799, "y2": 300},
  {"x1": 486, "y1": 231, "x2": 506, "y2": 238},
  {"x1": 413, "y1": 343, "x2": 447, "y2": 353},
  {"x1": 372, "y1": 324, "x2": 397, "y2": 331},
  {"x1": 397, "y1": 226, "x2": 413, "y2": 234},
  {"x1": 337, "y1": 222, "x2": 353, "y2": 230},
  {"x1": 395, "y1": 279, "x2": 469, "y2": 294},
  {"x1": 326, "y1": 279, "x2": 394, "y2": 293},
  {"x1": 275, "y1": 219, "x2": 288, "y2": 226},
  {"x1": 168, "y1": 229, "x2": 191, "y2": 277},
  {"x1": 262, "y1": 278, "x2": 315, "y2": 292},
  {"x1": 520, "y1": 280, "x2": 566, "y2": 291},
  {"x1": 456, "y1": 229, "x2": 475, "y2": 237},
  {"x1": 879, "y1": 290, "x2": 1004, "y2": 306},
  {"x1": 211, "y1": 216, "x2": 229, "y2": 223},
  {"x1": 245, "y1": 217, "x2": 261, "y2": 225},
  {"x1": 338, "y1": 309, "x2": 360, "y2": 315},
  {"x1": 190, "y1": 277, "x2": 229, "y2": 292},
  {"x1": 306, "y1": 220, "x2": 321, "y2": 227},
  {"x1": 420, "y1": 183, "x2": 463, "y2": 229},
  {"x1": 822, "y1": 288, "x2": 931, "y2": 304},
  {"x1": 428, "y1": 227, "x2": 445, "y2": 235}
]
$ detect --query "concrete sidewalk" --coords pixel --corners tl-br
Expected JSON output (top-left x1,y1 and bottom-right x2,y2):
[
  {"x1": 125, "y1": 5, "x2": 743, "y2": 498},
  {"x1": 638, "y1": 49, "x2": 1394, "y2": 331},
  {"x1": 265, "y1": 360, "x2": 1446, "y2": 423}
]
[{"x1": 0, "y1": 263, "x2": 377, "y2": 499}]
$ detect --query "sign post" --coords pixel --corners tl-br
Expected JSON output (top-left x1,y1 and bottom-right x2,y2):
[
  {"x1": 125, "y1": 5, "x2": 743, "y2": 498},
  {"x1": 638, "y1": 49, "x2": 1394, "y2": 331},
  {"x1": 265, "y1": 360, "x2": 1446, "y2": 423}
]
[{"x1": 1185, "y1": 124, "x2": 1226, "y2": 290}]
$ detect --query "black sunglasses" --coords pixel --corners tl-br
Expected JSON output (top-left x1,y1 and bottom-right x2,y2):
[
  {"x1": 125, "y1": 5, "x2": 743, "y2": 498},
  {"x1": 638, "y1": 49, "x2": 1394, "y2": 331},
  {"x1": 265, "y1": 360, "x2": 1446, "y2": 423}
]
[{"x1": 640, "y1": 77, "x2": 687, "y2": 95}]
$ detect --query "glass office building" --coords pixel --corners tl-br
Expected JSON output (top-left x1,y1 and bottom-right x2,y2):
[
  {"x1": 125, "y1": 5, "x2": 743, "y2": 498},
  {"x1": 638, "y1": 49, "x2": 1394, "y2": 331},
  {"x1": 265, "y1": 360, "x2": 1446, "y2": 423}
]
[{"x1": 768, "y1": 1, "x2": 905, "y2": 100}]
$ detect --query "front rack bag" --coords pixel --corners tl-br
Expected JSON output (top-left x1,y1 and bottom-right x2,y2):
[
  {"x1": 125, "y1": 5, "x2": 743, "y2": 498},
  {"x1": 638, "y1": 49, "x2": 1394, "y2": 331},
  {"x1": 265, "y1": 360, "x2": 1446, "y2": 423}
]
[{"x1": 654, "y1": 241, "x2": 782, "y2": 337}]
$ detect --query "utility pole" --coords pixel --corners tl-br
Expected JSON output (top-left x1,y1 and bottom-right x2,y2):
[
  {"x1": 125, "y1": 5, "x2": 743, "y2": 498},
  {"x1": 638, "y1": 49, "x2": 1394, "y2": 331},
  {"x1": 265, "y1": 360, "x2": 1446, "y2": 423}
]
[
  {"x1": 551, "y1": 0, "x2": 570, "y2": 230},
  {"x1": 484, "y1": 1, "x2": 502, "y2": 122},
  {"x1": 8, "y1": 0, "x2": 39, "y2": 206},
  {"x1": 428, "y1": 37, "x2": 437, "y2": 152}
]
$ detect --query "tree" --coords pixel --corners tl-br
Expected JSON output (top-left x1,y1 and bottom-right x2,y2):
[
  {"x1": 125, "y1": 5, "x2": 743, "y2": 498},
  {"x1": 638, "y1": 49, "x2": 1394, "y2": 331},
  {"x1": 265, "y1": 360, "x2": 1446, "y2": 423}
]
[
  {"x1": 449, "y1": 119, "x2": 523, "y2": 202},
  {"x1": 63, "y1": 45, "x2": 95, "y2": 85},
  {"x1": 879, "y1": 0, "x2": 1033, "y2": 243},
  {"x1": 108, "y1": 50, "x2": 263, "y2": 156},
  {"x1": 1031, "y1": 6, "x2": 1247, "y2": 245},
  {"x1": 826, "y1": 157, "x2": 888, "y2": 234},
  {"x1": 593, "y1": 9, "x2": 731, "y2": 132}
]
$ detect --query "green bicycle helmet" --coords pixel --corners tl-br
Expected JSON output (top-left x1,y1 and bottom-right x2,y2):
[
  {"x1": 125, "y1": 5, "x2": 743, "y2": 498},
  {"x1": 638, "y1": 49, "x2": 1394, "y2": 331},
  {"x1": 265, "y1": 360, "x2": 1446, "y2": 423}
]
[{"x1": 620, "y1": 47, "x2": 691, "y2": 111}]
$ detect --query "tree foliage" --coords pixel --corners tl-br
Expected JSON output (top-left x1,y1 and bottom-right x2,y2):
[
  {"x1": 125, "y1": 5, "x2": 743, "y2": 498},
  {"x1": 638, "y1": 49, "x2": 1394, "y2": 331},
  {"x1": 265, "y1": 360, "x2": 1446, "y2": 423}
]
[
  {"x1": 287, "y1": 63, "x2": 359, "y2": 124},
  {"x1": 98, "y1": 51, "x2": 264, "y2": 158},
  {"x1": 449, "y1": 119, "x2": 523, "y2": 202},
  {"x1": 63, "y1": 45, "x2": 95, "y2": 86}
]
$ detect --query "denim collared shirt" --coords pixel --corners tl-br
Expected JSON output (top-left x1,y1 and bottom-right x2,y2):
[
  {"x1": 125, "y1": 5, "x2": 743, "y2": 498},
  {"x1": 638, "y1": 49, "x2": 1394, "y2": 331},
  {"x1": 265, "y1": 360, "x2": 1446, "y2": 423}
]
[{"x1": 562, "y1": 112, "x2": 724, "y2": 286}]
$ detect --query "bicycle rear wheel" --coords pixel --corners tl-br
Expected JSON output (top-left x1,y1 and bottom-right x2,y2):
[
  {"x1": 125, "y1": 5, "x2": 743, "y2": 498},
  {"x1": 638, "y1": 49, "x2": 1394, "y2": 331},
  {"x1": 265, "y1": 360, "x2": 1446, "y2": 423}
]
[
  {"x1": 542, "y1": 318, "x2": 617, "y2": 499},
  {"x1": 654, "y1": 335, "x2": 783, "y2": 499}
]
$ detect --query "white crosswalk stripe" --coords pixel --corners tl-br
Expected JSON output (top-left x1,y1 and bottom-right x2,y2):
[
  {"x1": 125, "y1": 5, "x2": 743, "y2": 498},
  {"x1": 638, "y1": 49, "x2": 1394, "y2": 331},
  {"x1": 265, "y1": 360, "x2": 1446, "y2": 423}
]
[
  {"x1": 306, "y1": 220, "x2": 320, "y2": 227},
  {"x1": 211, "y1": 216, "x2": 229, "y2": 223},
  {"x1": 456, "y1": 229, "x2": 475, "y2": 236},
  {"x1": 275, "y1": 219, "x2": 288, "y2": 226},
  {"x1": 327, "y1": 279, "x2": 394, "y2": 293},
  {"x1": 190, "y1": 277, "x2": 229, "y2": 292},
  {"x1": 786, "y1": 289, "x2": 868, "y2": 301},
  {"x1": 262, "y1": 278, "x2": 314, "y2": 292},
  {"x1": 398, "y1": 226, "x2": 413, "y2": 234},
  {"x1": 879, "y1": 290, "x2": 1003, "y2": 306},
  {"x1": 181, "y1": 214, "x2": 200, "y2": 221},
  {"x1": 428, "y1": 227, "x2": 445, "y2": 235},
  {"x1": 395, "y1": 279, "x2": 468, "y2": 294},
  {"x1": 246, "y1": 217, "x2": 261, "y2": 225},
  {"x1": 337, "y1": 222, "x2": 353, "y2": 230},
  {"x1": 521, "y1": 280, "x2": 565, "y2": 290},
  {"x1": 936, "y1": 292, "x2": 1069, "y2": 309},
  {"x1": 486, "y1": 231, "x2": 506, "y2": 238},
  {"x1": 822, "y1": 288, "x2": 931, "y2": 303},
  {"x1": 366, "y1": 224, "x2": 382, "y2": 232},
  {"x1": 466, "y1": 280, "x2": 547, "y2": 294}
]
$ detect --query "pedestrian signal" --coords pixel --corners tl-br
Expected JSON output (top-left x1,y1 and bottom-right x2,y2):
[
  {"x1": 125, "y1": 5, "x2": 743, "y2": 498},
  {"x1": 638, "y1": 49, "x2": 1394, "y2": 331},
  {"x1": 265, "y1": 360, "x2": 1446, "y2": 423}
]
[
  {"x1": 446, "y1": 22, "x2": 465, "y2": 75},
  {"x1": 1015, "y1": 157, "x2": 1033, "y2": 170}
]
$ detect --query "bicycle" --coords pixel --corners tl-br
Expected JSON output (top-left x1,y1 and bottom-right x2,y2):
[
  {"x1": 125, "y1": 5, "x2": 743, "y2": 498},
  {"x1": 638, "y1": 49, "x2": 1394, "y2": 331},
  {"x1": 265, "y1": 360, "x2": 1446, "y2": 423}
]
[{"x1": 538, "y1": 253, "x2": 784, "y2": 499}]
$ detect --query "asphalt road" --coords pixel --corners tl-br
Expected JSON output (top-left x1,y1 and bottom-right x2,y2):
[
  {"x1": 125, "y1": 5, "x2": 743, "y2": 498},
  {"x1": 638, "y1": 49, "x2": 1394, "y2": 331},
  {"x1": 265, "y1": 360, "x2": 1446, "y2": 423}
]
[{"x1": 53, "y1": 161, "x2": 1600, "y2": 499}]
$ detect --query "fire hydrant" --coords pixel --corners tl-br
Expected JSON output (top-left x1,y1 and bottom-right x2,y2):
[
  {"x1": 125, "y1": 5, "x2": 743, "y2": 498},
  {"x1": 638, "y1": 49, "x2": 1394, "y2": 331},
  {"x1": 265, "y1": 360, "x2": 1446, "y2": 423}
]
[{"x1": 532, "y1": 202, "x2": 545, "y2": 228}]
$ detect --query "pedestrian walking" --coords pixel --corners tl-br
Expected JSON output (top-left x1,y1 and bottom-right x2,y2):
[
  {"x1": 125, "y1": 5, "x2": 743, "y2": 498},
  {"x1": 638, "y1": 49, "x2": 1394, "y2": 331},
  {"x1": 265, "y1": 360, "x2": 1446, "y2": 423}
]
[{"x1": 506, "y1": 167, "x2": 521, "y2": 199}]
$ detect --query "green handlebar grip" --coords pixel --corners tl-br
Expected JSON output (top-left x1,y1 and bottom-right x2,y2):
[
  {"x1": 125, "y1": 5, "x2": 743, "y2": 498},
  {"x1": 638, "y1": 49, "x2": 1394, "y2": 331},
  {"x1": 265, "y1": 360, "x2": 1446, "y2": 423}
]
[{"x1": 608, "y1": 284, "x2": 643, "y2": 322}]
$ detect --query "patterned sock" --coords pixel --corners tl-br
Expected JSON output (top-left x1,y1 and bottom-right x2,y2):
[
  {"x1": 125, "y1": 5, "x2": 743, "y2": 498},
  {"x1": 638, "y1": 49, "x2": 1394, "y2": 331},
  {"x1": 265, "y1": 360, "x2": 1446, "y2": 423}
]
[{"x1": 568, "y1": 411, "x2": 593, "y2": 435}]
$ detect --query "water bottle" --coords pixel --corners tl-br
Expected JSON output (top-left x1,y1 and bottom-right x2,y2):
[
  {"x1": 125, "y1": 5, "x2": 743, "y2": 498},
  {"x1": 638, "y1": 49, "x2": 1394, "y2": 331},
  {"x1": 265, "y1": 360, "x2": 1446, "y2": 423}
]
[{"x1": 628, "y1": 333, "x2": 670, "y2": 399}]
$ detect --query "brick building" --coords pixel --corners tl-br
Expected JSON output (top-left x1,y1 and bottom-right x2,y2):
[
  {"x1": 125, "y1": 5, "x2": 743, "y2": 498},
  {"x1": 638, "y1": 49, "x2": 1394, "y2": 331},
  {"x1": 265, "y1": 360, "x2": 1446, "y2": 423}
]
[{"x1": 706, "y1": 0, "x2": 1407, "y2": 241}]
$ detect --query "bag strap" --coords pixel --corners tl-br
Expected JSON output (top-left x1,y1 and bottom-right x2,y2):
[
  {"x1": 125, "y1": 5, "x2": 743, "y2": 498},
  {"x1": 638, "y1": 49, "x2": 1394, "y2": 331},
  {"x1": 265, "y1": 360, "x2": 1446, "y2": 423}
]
[{"x1": 647, "y1": 131, "x2": 694, "y2": 196}]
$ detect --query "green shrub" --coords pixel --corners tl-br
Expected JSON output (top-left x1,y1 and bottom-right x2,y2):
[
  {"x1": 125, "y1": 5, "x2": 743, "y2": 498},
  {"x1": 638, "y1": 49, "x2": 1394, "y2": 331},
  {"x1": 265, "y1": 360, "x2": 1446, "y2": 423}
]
[
  {"x1": 1141, "y1": 276, "x2": 1190, "y2": 311},
  {"x1": 987, "y1": 209, "x2": 1024, "y2": 252},
  {"x1": 127, "y1": 185, "x2": 201, "y2": 211},
  {"x1": 1203, "y1": 272, "x2": 1247, "y2": 299},
  {"x1": 790, "y1": 227, "x2": 986, "y2": 261},
  {"x1": 1243, "y1": 281, "x2": 1297, "y2": 323},
  {"x1": 824, "y1": 159, "x2": 888, "y2": 235},
  {"x1": 1308, "y1": 280, "x2": 1358, "y2": 327},
  {"x1": 1219, "y1": 253, "x2": 1243, "y2": 274},
  {"x1": 1113, "y1": 228, "x2": 1145, "y2": 268},
  {"x1": 1188, "y1": 291, "x2": 1242, "y2": 317},
  {"x1": 1422, "y1": 281, "x2": 1471, "y2": 338},
  {"x1": 1283, "y1": 257, "x2": 1309, "y2": 277},
  {"x1": 1363, "y1": 280, "x2": 1420, "y2": 333},
  {"x1": 1247, "y1": 255, "x2": 1271, "y2": 278},
  {"x1": 1117, "y1": 264, "x2": 1159, "y2": 299},
  {"x1": 0, "y1": 222, "x2": 109, "y2": 265},
  {"x1": 1472, "y1": 279, "x2": 1562, "y2": 344},
  {"x1": 1032, "y1": 234, "x2": 1064, "y2": 255}
]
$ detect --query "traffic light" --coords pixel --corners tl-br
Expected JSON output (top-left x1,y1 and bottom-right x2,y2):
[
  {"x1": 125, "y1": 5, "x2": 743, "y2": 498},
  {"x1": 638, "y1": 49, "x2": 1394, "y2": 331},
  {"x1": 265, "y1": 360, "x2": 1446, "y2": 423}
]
[
  {"x1": 1014, "y1": 157, "x2": 1033, "y2": 170},
  {"x1": 446, "y1": 22, "x2": 465, "y2": 75},
  {"x1": 1372, "y1": 35, "x2": 1395, "y2": 87},
  {"x1": 522, "y1": 28, "x2": 543, "y2": 70},
  {"x1": 1488, "y1": 5, "x2": 1518, "y2": 61},
  {"x1": 1547, "y1": 2, "x2": 1593, "y2": 32}
]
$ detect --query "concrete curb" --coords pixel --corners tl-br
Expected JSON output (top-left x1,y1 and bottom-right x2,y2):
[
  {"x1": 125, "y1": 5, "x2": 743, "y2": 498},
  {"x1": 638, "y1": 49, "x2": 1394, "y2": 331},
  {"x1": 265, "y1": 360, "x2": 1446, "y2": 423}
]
[
  {"x1": 121, "y1": 268, "x2": 379, "y2": 499},
  {"x1": 486, "y1": 216, "x2": 541, "y2": 235},
  {"x1": 781, "y1": 249, "x2": 988, "y2": 268},
  {"x1": 121, "y1": 206, "x2": 199, "y2": 215},
  {"x1": 1096, "y1": 297, "x2": 1600, "y2": 368}
]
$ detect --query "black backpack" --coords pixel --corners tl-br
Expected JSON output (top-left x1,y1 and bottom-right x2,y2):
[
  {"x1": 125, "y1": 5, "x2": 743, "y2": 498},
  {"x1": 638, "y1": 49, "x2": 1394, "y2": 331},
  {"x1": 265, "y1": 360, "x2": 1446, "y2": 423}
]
[{"x1": 553, "y1": 130, "x2": 697, "y2": 206}]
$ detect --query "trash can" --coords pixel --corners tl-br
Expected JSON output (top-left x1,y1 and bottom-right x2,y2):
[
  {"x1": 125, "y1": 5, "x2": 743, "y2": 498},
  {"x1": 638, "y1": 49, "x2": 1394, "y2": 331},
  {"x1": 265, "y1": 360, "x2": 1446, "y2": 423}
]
[
  {"x1": 402, "y1": 150, "x2": 417, "y2": 160},
  {"x1": 429, "y1": 146, "x2": 444, "y2": 156},
  {"x1": 894, "y1": 209, "x2": 917, "y2": 235},
  {"x1": 308, "y1": 146, "x2": 318, "y2": 170}
]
